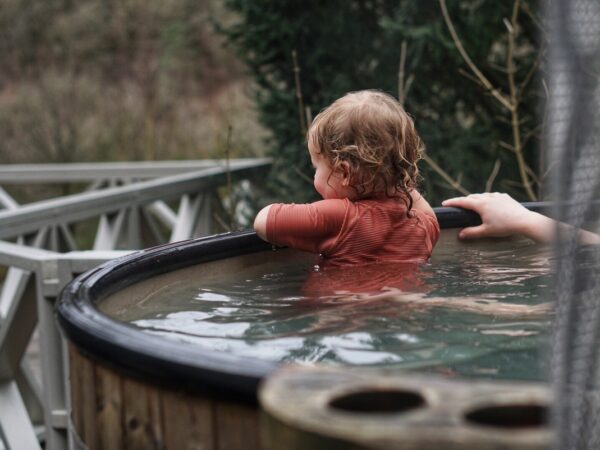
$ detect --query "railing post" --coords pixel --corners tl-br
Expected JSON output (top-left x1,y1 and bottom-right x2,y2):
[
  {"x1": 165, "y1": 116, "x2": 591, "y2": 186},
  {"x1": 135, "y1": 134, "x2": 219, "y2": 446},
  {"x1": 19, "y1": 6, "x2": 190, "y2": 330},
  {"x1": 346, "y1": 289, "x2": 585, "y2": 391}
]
[
  {"x1": 35, "y1": 258, "x2": 72, "y2": 450},
  {"x1": 0, "y1": 381, "x2": 41, "y2": 450},
  {"x1": 195, "y1": 193, "x2": 213, "y2": 237},
  {"x1": 170, "y1": 194, "x2": 202, "y2": 242}
]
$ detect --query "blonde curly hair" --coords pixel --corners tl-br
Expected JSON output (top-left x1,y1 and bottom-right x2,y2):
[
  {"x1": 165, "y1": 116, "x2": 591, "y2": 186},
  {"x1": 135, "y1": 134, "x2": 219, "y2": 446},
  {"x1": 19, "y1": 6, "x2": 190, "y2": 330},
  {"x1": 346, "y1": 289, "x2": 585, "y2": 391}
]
[{"x1": 308, "y1": 90, "x2": 424, "y2": 210}]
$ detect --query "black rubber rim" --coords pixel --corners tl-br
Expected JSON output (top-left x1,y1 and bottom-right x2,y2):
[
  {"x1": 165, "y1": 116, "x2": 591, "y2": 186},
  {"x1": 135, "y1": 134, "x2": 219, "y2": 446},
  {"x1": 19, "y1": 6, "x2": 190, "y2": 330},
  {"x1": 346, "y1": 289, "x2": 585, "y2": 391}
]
[
  {"x1": 57, "y1": 230, "x2": 276, "y2": 403},
  {"x1": 56, "y1": 203, "x2": 554, "y2": 403},
  {"x1": 435, "y1": 201, "x2": 554, "y2": 229}
]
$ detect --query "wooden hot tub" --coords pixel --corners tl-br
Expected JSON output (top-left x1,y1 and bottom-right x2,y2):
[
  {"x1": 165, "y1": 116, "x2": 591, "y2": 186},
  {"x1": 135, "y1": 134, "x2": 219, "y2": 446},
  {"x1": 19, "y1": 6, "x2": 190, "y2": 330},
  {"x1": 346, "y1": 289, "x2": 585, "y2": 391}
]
[
  {"x1": 57, "y1": 204, "x2": 553, "y2": 450},
  {"x1": 58, "y1": 231, "x2": 277, "y2": 450}
]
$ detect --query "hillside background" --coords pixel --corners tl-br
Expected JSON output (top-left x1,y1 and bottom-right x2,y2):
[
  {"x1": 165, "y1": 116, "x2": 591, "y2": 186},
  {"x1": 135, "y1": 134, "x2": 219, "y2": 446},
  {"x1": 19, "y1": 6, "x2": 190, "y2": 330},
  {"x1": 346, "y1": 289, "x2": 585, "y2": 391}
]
[{"x1": 0, "y1": 0, "x2": 267, "y2": 166}]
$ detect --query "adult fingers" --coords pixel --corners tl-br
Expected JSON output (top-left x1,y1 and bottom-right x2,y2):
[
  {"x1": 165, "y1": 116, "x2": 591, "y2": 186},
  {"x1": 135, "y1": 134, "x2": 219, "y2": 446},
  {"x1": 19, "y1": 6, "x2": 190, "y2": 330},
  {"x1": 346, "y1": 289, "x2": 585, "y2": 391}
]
[
  {"x1": 442, "y1": 196, "x2": 479, "y2": 209},
  {"x1": 441, "y1": 197, "x2": 462, "y2": 205},
  {"x1": 458, "y1": 225, "x2": 488, "y2": 240}
]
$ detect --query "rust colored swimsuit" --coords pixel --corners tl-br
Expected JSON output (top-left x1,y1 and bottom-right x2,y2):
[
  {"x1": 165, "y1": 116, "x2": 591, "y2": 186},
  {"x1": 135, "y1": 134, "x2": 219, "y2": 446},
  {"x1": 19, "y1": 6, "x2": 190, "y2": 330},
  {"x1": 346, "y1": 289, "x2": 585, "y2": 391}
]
[{"x1": 266, "y1": 197, "x2": 440, "y2": 268}]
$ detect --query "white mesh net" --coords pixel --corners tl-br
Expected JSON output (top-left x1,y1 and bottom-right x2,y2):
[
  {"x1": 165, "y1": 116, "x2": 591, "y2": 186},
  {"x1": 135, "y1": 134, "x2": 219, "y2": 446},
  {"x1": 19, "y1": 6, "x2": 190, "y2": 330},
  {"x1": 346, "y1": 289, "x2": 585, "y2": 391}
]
[{"x1": 548, "y1": 0, "x2": 600, "y2": 448}]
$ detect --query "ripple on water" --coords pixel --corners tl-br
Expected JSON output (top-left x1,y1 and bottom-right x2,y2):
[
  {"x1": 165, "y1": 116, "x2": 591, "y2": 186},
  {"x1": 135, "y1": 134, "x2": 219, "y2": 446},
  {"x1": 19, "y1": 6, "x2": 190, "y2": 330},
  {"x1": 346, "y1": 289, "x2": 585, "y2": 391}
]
[{"x1": 104, "y1": 237, "x2": 556, "y2": 381}]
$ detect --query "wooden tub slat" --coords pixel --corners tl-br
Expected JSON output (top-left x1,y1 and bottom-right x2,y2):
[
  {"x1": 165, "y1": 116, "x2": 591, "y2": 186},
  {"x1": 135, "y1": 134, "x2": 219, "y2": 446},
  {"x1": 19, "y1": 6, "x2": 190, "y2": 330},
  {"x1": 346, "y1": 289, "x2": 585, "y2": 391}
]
[
  {"x1": 123, "y1": 377, "x2": 164, "y2": 450},
  {"x1": 215, "y1": 401, "x2": 260, "y2": 450},
  {"x1": 79, "y1": 352, "x2": 97, "y2": 449},
  {"x1": 95, "y1": 364, "x2": 124, "y2": 450},
  {"x1": 161, "y1": 389, "x2": 214, "y2": 450},
  {"x1": 68, "y1": 345, "x2": 262, "y2": 450},
  {"x1": 68, "y1": 347, "x2": 83, "y2": 439}
]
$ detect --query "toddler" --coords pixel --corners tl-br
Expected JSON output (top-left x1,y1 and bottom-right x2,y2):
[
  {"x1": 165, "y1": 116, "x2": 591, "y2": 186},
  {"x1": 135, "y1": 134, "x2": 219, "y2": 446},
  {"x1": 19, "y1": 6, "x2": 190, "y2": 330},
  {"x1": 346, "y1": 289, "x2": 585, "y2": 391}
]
[{"x1": 254, "y1": 90, "x2": 440, "y2": 267}]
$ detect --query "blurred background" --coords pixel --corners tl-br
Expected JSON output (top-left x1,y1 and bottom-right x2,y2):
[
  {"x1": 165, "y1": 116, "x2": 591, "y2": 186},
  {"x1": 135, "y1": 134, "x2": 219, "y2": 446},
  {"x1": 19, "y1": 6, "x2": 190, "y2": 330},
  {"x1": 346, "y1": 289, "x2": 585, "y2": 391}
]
[{"x1": 0, "y1": 0, "x2": 545, "y2": 207}]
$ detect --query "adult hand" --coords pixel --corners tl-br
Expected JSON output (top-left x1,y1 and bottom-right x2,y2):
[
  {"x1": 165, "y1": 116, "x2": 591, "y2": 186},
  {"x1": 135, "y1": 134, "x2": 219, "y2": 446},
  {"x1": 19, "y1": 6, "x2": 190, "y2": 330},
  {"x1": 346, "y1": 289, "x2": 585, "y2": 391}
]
[
  {"x1": 442, "y1": 192, "x2": 533, "y2": 240},
  {"x1": 443, "y1": 192, "x2": 600, "y2": 245}
]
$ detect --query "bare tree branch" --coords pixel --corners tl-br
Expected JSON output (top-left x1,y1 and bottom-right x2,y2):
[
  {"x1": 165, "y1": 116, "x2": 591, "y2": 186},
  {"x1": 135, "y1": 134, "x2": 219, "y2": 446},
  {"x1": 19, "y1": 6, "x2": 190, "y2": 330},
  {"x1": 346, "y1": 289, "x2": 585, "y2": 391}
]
[
  {"x1": 458, "y1": 68, "x2": 487, "y2": 88},
  {"x1": 522, "y1": 123, "x2": 543, "y2": 149},
  {"x1": 499, "y1": 141, "x2": 515, "y2": 152},
  {"x1": 440, "y1": 0, "x2": 540, "y2": 200},
  {"x1": 485, "y1": 159, "x2": 501, "y2": 192},
  {"x1": 224, "y1": 124, "x2": 234, "y2": 230},
  {"x1": 213, "y1": 212, "x2": 231, "y2": 232},
  {"x1": 305, "y1": 105, "x2": 313, "y2": 128},
  {"x1": 525, "y1": 164, "x2": 541, "y2": 185},
  {"x1": 502, "y1": 179, "x2": 526, "y2": 188},
  {"x1": 398, "y1": 40, "x2": 469, "y2": 196},
  {"x1": 518, "y1": 46, "x2": 545, "y2": 100},
  {"x1": 506, "y1": 0, "x2": 537, "y2": 200},
  {"x1": 439, "y1": 0, "x2": 513, "y2": 111},
  {"x1": 398, "y1": 40, "x2": 408, "y2": 105},
  {"x1": 397, "y1": 41, "x2": 414, "y2": 106},
  {"x1": 521, "y1": 1, "x2": 546, "y2": 34},
  {"x1": 293, "y1": 165, "x2": 314, "y2": 185},
  {"x1": 292, "y1": 50, "x2": 307, "y2": 135},
  {"x1": 404, "y1": 74, "x2": 415, "y2": 100},
  {"x1": 422, "y1": 153, "x2": 470, "y2": 196},
  {"x1": 488, "y1": 62, "x2": 512, "y2": 74}
]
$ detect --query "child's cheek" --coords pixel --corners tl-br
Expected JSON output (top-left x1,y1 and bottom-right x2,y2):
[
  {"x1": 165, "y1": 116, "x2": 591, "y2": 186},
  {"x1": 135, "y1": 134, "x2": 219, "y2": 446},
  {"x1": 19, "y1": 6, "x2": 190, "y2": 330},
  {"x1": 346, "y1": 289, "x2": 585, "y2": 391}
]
[
  {"x1": 314, "y1": 181, "x2": 326, "y2": 198},
  {"x1": 313, "y1": 176, "x2": 326, "y2": 198}
]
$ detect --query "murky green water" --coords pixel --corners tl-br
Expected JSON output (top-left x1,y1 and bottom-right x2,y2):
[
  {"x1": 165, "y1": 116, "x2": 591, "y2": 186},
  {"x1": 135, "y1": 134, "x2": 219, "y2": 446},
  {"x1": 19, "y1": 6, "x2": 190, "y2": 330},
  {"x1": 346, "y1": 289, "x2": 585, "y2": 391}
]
[{"x1": 101, "y1": 231, "x2": 554, "y2": 381}]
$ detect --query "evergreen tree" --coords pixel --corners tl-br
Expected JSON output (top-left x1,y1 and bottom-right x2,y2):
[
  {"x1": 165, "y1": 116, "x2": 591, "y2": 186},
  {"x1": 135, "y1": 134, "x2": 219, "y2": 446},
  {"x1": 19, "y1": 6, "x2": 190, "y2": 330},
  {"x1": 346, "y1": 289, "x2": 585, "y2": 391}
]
[{"x1": 221, "y1": 0, "x2": 544, "y2": 204}]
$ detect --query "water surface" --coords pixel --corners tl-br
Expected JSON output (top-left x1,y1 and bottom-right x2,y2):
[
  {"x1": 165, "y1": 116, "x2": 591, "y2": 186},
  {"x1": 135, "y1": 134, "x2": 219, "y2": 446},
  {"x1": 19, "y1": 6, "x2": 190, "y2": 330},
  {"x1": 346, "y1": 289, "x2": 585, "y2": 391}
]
[{"x1": 101, "y1": 231, "x2": 554, "y2": 381}]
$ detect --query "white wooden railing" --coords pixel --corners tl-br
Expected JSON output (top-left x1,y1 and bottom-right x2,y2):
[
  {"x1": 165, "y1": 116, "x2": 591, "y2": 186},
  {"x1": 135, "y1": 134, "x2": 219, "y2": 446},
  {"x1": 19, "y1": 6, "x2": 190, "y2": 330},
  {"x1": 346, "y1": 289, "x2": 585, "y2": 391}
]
[{"x1": 0, "y1": 159, "x2": 271, "y2": 450}]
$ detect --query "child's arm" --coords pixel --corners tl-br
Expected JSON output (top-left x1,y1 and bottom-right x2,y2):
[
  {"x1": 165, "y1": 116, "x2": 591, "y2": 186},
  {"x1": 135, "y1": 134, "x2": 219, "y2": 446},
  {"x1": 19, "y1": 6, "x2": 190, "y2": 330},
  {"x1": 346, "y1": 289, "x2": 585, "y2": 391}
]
[
  {"x1": 253, "y1": 200, "x2": 347, "y2": 252},
  {"x1": 410, "y1": 190, "x2": 435, "y2": 217},
  {"x1": 442, "y1": 192, "x2": 600, "y2": 245}
]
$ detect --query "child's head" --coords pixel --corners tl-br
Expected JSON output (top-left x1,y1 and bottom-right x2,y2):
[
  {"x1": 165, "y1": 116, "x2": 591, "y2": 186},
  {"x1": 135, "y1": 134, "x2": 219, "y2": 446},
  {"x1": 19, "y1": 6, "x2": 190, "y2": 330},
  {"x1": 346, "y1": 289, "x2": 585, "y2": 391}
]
[{"x1": 307, "y1": 90, "x2": 423, "y2": 209}]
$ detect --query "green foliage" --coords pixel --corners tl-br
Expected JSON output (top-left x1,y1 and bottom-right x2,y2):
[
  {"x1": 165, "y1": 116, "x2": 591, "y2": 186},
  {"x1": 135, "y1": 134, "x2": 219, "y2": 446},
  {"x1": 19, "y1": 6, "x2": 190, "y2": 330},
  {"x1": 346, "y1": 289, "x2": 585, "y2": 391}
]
[{"x1": 221, "y1": 0, "x2": 544, "y2": 204}]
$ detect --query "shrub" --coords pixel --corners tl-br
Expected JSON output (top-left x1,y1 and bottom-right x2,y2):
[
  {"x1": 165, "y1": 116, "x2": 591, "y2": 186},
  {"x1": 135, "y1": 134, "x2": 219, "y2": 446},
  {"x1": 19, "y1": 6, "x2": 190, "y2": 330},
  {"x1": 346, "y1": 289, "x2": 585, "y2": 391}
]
[{"x1": 221, "y1": 0, "x2": 544, "y2": 204}]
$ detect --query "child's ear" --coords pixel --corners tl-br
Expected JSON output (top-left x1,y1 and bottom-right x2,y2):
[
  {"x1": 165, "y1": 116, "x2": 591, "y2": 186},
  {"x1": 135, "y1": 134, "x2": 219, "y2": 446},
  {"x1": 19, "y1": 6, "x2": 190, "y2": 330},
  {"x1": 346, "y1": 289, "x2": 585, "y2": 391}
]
[{"x1": 338, "y1": 161, "x2": 351, "y2": 186}]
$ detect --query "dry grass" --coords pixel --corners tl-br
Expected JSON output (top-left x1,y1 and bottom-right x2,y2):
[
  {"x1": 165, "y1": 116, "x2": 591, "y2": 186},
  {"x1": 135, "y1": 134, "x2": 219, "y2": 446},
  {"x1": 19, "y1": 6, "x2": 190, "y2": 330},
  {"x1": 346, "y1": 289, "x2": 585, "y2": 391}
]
[{"x1": 0, "y1": 0, "x2": 268, "y2": 166}]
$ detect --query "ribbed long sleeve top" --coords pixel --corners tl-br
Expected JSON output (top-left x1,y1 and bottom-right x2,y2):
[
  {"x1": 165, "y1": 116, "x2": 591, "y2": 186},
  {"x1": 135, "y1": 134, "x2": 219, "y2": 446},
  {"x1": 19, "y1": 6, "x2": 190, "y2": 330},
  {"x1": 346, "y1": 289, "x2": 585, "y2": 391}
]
[{"x1": 266, "y1": 197, "x2": 439, "y2": 268}]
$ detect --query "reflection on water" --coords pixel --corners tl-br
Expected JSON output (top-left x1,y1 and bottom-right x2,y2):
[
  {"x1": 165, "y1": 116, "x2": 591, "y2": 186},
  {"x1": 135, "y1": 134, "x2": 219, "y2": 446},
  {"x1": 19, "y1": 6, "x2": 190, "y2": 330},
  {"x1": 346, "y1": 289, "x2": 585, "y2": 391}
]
[{"x1": 101, "y1": 232, "x2": 559, "y2": 381}]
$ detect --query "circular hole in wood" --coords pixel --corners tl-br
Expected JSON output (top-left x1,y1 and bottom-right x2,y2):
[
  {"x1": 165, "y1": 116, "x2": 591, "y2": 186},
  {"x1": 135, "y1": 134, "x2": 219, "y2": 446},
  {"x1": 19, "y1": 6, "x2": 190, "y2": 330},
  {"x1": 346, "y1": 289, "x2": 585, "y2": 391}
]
[
  {"x1": 329, "y1": 389, "x2": 425, "y2": 414},
  {"x1": 465, "y1": 404, "x2": 548, "y2": 429}
]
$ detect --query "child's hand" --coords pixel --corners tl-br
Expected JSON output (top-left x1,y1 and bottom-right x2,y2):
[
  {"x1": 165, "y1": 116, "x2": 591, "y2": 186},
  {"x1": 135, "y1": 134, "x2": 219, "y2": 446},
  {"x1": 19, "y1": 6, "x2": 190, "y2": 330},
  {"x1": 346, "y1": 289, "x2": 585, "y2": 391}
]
[
  {"x1": 254, "y1": 205, "x2": 272, "y2": 241},
  {"x1": 442, "y1": 193, "x2": 533, "y2": 240}
]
